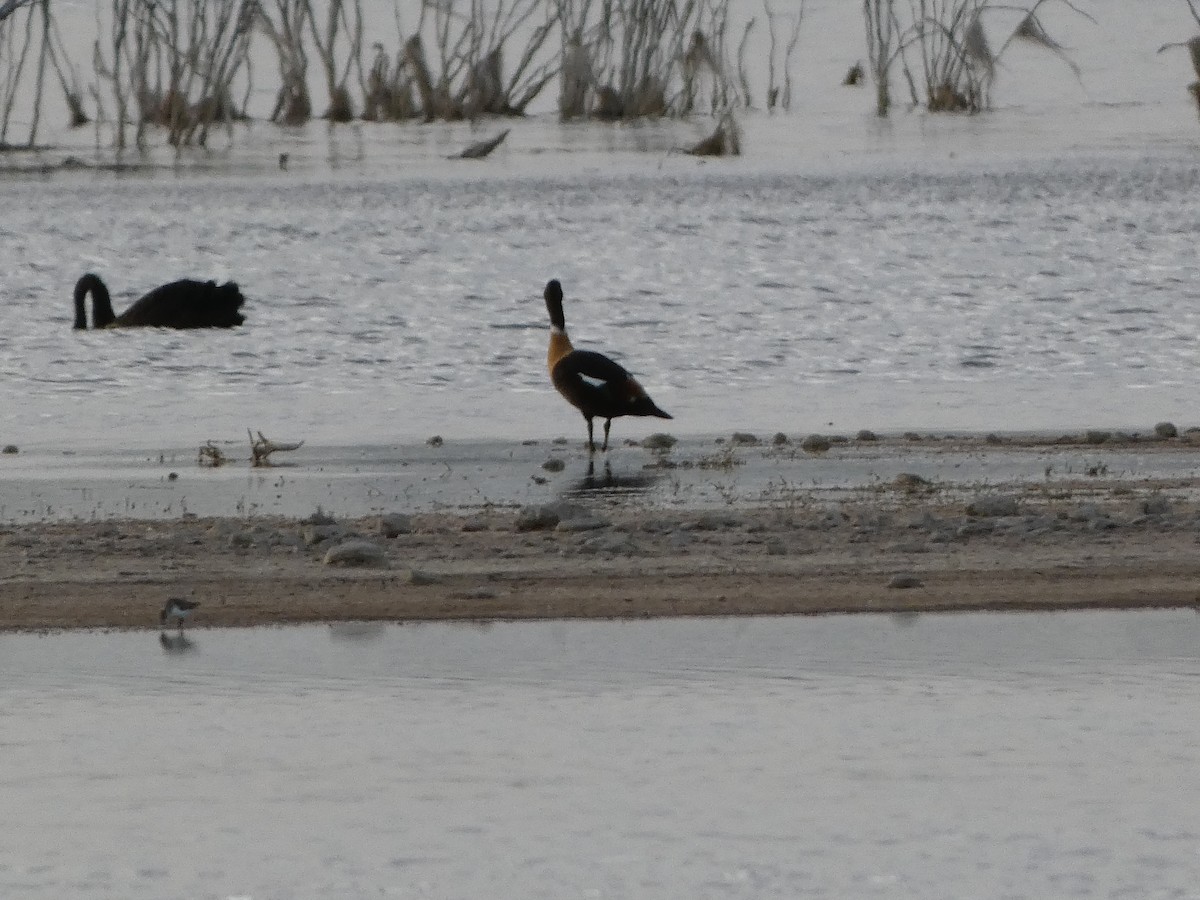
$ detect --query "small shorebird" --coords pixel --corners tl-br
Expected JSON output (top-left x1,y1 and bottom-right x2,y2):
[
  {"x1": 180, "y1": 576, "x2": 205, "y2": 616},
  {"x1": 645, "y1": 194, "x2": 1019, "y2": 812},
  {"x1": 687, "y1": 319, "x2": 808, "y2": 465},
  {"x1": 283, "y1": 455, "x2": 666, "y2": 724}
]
[
  {"x1": 159, "y1": 597, "x2": 200, "y2": 631},
  {"x1": 543, "y1": 279, "x2": 672, "y2": 452}
]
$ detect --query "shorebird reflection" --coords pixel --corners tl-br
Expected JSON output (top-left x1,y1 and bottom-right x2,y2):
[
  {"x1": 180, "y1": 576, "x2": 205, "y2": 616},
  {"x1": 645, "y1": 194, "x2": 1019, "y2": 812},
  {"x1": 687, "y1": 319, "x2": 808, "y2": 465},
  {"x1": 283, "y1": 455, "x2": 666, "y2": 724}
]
[{"x1": 159, "y1": 631, "x2": 198, "y2": 655}]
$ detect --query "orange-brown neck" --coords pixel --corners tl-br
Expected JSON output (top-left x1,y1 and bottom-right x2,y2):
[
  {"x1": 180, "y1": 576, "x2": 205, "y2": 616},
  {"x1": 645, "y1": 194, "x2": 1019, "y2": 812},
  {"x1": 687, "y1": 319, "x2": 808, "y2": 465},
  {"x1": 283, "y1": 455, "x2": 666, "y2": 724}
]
[{"x1": 548, "y1": 327, "x2": 574, "y2": 373}]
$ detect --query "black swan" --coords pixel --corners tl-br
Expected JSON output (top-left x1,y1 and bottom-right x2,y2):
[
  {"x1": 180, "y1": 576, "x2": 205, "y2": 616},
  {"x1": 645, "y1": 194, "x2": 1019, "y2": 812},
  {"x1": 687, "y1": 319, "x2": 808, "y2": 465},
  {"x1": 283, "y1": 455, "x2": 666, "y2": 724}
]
[
  {"x1": 73, "y1": 273, "x2": 246, "y2": 329},
  {"x1": 543, "y1": 278, "x2": 671, "y2": 452}
]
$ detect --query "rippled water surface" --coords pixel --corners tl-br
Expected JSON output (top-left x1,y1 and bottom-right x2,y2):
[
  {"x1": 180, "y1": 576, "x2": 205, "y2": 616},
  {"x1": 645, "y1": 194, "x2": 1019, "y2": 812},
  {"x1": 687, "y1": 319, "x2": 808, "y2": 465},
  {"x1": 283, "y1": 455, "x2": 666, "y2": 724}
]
[
  {"x1": 2, "y1": 1, "x2": 1200, "y2": 450},
  {"x1": 3, "y1": 155, "x2": 1200, "y2": 450},
  {"x1": 3, "y1": 611, "x2": 1200, "y2": 899}
]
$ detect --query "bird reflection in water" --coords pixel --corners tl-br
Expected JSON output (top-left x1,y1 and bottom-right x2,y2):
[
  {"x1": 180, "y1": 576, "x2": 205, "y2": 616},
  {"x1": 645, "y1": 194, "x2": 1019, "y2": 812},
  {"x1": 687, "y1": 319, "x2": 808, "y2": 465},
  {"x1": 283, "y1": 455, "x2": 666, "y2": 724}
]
[
  {"x1": 159, "y1": 631, "x2": 198, "y2": 655},
  {"x1": 566, "y1": 459, "x2": 659, "y2": 497},
  {"x1": 328, "y1": 622, "x2": 387, "y2": 643}
]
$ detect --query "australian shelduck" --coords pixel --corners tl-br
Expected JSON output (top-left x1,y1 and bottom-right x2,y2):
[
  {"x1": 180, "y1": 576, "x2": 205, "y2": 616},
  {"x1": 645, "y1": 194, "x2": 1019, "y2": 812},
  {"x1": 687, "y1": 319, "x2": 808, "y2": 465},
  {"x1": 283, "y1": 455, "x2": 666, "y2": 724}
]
[
  {"x1": 543, "y1": 278, "x2": 671, "y2": 452},
  {"x1": 73, "y1": 273, "x2": 246, "y2": 329}
]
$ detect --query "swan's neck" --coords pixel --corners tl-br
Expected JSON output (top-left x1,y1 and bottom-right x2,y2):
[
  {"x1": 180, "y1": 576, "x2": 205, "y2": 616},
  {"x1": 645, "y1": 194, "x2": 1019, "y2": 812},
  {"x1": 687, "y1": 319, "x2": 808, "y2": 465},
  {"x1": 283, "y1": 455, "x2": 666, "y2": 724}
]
[
  {"x1": 72, "y1": 289, "x2": 88, "y2": 329},
  {"x1": 75, "y1": 274, "x2": 116, "y2": 329}
]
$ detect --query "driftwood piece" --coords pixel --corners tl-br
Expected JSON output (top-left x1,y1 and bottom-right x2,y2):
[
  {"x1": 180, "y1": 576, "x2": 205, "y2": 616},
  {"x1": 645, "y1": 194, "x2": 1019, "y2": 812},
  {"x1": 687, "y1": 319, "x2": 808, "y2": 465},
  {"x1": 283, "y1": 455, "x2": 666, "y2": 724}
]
[
  {"x1": 451, "y1": 129, "x2": 510, "y2": 160},
  {"x1": 684, "y1": 114, "x2": 741, "y2": 157},
  {"x1": 249, "y1": 430, "x2": 304, "y2": 466},
  {"x1": 198, "y1": 442, "x2": 227, "y2": 467}
]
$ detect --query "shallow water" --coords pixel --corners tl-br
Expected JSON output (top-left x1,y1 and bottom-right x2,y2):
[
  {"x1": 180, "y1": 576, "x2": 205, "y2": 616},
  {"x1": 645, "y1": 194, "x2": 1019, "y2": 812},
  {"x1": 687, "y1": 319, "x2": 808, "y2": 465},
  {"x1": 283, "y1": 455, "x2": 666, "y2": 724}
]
[
  {"x1": 2, "y1": 2, "x2": 1200, "y2": 453},
  {"x1": 3, "y1": 610, "x2": 1200, "y2": 899},
  {"x1": 4, "y1": 435, "x2": 1200, "y2": 523}
]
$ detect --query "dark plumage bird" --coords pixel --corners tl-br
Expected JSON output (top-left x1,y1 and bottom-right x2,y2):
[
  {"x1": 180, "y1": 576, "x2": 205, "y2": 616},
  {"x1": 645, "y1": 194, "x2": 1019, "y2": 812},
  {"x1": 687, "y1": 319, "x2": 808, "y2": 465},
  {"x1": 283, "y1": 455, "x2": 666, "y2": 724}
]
[
  {"x1": 544, "y1": 279, "x2": 671, "y2": 452},
  {"x1": 72, "y1": 273, "x2": 246, "y2": 329},
  {"x1": 159, "y1": 597, "x2": 200, "y2": 630}
]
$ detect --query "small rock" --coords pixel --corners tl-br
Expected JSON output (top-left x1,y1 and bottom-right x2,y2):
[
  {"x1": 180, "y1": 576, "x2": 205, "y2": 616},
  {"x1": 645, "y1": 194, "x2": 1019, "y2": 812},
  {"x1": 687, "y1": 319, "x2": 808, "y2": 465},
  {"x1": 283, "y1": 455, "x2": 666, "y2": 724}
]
[
  {"x1": 894, "y1": 473, "x2": 932, "y2": 492},
  {"x1": 1, "y1": 444, "x2": 18, "y2": 454},
  {"x1": 1140, "y1": 494, "x2": 1170, "y2": 516},
  {"x1": 516, "y1": 504, "x2": 560, "y2": 531},
  {"x1": 378, "y1": 513, "x2": 412, "y2": 538},
  {"x1": 642, "y1": 432, "x2": 677, "y2": 450},
  {"x1": 800, "y1": 434, "x2": 831, "y2": 453},
  {"x1": 401, "y1": 568, "x2": 440, "y2": 585},
  {"x1": 1154, "y1": 421, "x2": 1178, "y2": 439},
  {"x1": 542, "y1": 458, "x2": 566, "y2": 472},
  {"x1": 771, "y1": 432, "x2": 790, "y2": 446},
  {"x1": 855, "y1": 430, "x2": 877, "y2": 442},
  {"x1": 887, "y1": 574, "x2": 924, "y2": 589},
  {"x1": 323, "y1": 540, "x2": 388, "y2": 567},
  {"x1": 730, "y1": 432, "x2": 760, "y2": 446},
  {"x1": 556, "y1": 515, "x2": 609, "y2": 533},
  {"x1": 167, "y1": 472, "x2": 178, "y2": 481},
  {"x1": 966, "y1": 494, "x2": 1020, "y2": 517},
  {"x1": 426, "y1": 435, "x2": 444, "y2": 447}
]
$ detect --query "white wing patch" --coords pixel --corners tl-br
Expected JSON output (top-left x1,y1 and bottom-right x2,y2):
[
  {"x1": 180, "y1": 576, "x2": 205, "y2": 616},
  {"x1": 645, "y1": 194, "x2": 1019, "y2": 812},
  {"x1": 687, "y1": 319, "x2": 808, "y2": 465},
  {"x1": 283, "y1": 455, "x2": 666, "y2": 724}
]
[{"x1": 580, "y1": 374, "x2": 609, "y2": 389}]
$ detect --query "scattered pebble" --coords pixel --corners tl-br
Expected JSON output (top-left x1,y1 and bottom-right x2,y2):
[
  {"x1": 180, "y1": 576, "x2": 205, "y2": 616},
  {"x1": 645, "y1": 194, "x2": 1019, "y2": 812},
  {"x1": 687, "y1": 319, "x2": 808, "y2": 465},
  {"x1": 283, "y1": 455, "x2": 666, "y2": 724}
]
[
  {"x1": 855, "y1": 430, "x2": 877, "y2": 442},
  {"x1": 542, "y1": 458, "x2": 565, "y2": 472},
  {"x1": 323, "y1": 540, "x2": 388, "y2": 567},
  {"x1": 1140, "y1": 494, "x2": 1170, "y2": 516},
  {"x1": 167, "y1": 472, "x2": 179, "y2": 481},
  {"x1": 426, "y1": 435, "x2": 444, "y2": 447},
  {"x1": 2, "y1": 444, "x2": 18, "y2": 454},
  {"x1": 401, "y1": 568, "x2": 440, "y2": 585},
  {"x1": 894, "y1": 473, "x2": 932, "y2": 492},
  {"x1": 556, "y1": 515, "x2": 609, "y2": 533},
  {"x1": 800, "y1": 434, "x2": 831, "y2": 453},
  {"x1": 516, "y1": 504, "x2": 560, "y2": 531},
  {"x1": 966, "y1": 494, "x2": 1021, "y2": 517},
  {"x1": 771, "y1": 432, "x2": 790, "y2": 446},
  {"x1": 1154, "y1": 421, "x2": 1178, "y2": 439},
  {"x1": 730, "y1": 432, "x2": 760, "y2": 446},
  {"x1": 642, "y1": 432, "x2": 677, "y2": 450}
]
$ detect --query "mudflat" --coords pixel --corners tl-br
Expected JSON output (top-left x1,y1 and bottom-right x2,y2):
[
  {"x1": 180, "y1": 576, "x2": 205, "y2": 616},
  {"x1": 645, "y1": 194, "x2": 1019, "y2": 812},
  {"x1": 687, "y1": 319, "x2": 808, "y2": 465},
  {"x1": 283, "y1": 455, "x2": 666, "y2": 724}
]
[{"x1": 4, "y1": 466, "x2": 1199, "y2": 629}]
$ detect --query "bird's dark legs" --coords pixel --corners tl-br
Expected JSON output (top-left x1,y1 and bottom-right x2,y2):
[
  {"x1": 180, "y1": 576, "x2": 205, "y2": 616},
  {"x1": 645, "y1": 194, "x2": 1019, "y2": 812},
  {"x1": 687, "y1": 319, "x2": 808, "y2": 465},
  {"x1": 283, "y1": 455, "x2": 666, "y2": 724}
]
[
  {"x1": 602, "y1": 419, "x2": 612, "y2": 452},
  {"x1": 586, "y1": 417, "x2": 596, "y2": 453}
]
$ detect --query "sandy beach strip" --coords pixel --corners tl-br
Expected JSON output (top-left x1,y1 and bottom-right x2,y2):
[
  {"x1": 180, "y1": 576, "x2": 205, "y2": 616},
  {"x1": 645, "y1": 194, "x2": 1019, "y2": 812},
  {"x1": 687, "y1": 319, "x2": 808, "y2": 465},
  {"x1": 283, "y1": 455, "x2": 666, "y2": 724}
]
[{"x1": 3, "y1": 496, "x2": 1199, "y2": 630}]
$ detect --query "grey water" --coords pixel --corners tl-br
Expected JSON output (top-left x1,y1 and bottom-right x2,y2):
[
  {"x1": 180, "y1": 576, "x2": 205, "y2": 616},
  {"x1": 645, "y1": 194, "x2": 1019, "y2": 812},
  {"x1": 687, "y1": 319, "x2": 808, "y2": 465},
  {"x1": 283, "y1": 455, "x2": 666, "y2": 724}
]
[
  {"x1": 3, "y1": 610, "x2": 1200, "y2": 899},
  {"x1": 2, "y1": 1, "x2": 1200, "y2": 454},
  {"x1": 3, "y1": 153, "x2": 1200, "y2": 454}
]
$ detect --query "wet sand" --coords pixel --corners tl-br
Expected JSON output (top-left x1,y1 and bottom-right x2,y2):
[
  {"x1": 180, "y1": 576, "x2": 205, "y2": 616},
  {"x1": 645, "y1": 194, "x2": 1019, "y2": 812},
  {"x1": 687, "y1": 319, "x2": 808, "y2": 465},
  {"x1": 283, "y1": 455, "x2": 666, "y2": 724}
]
[{"x1": 5, "y1": 432, "x2": 1200, "y2": 630}]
